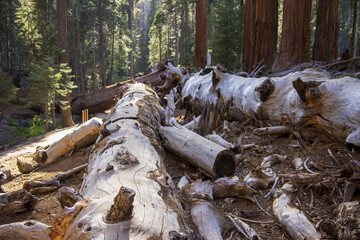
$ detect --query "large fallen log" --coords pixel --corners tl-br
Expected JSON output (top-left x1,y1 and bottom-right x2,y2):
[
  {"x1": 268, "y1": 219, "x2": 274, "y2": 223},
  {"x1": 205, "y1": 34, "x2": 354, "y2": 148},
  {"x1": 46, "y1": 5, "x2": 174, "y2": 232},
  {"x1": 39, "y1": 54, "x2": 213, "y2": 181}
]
[
  {"x1": 50, "y1": 83, "x2": 184, "y2": 239},
  {"x1": 182, "y1": 68, "x2": 360, "y2": 146},
  {"x1": 159, "y1": 123, "x2": 236, "y2": 178}
]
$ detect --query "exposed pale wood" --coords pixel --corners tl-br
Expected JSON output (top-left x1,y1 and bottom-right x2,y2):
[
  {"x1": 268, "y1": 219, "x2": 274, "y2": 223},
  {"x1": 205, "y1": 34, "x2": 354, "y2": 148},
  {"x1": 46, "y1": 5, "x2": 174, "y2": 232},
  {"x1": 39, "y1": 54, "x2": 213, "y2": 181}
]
[
  {"x1": 0, "y1": 221, "x2": 51, "y2": 240},
  {"x1": 213, "y1": 176, "x2": 255, "y2": 201},
  {"x1": 34, "y1": 118, "x2": 101, "y2": 165},
  {"x1": 183, "y1": 179, "x2": 213, "y2": 200},
  {"x1": 206, "y1": 132, "x2": 235, "y2": 149},
  {"x1": 54, "y1": 83, "x2": 183, "y2": 239},
  {"x1": 182, "y1": 68, "x2": 360, "y2": 145},
  {"x1": 253, "y1": 126, "x2": 290, "y2": 136},
  {"x1": 273, "y1": 193, "x2": 321, "y2": 240},
  {"x1": 0, "y1": 189, "x2": 37, "y2": 215},
  {"x1": 190, "y1": 199, "x2": 228, "y2": 240},
  {"x1": 159, "y1": 124, "x2": 236, "y2": 178}
]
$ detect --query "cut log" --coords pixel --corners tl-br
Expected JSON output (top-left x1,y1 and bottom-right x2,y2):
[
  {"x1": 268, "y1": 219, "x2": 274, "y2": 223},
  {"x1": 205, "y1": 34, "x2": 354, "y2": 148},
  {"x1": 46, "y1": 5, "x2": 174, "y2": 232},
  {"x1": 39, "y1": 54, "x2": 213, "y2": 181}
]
[
  {"x1": 34, "y1": 118, "x2": 101, "y2": 165},
  {"x1": 51, "y1": 83, "x2": 183, "y2": 239},
  {"x1": 0, "y1": 221, "x2": 51, "y2": 240},
  {"x1": 182, "y1": 68, "x2": 360, "y2": 144},
  {"x1": 273, "y1": 193, "x2": 321, "y2": 240},
  {"x1": 159, "y1": 124, "x2": 236, "y2": 178},
  {"x1": 0, "y1": 189, "x2": 37, "y2": 215}
]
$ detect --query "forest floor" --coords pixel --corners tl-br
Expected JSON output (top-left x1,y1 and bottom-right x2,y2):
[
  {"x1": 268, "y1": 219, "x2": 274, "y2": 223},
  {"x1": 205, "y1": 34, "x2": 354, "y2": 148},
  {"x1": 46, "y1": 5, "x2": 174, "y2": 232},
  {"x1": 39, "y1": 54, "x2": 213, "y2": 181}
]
[{"x1": 0, "y1": 107, "x2": 359, "y2": 239}]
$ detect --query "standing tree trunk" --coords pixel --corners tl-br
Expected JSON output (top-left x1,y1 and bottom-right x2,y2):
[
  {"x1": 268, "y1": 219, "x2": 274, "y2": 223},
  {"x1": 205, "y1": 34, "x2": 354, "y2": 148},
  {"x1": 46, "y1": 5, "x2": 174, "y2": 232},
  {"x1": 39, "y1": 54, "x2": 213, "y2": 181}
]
[
  {"x1": 195, "y1": 0, "x2": 207, "y2": 69},
  {"x1": 313, "y1": 0, "x2": 338, "y2": 62},
  {"x1": 242, "y1": 0, "x2": 278, "y2": 73},
  {"x1": 277, "y1": 0, "x2": 312, "y2": 69},
  {"x1": 57, "y1": 0, "x2": 75, "y2": 127},
  {"x1": 98, "y1": 0, "x2": 106, "y2": 87},
  {"x1": 128, "y1": 0, "x2": 134, "y2": 79},
  {"x1": 351, "y1": 0, "x2": 358, "y2": 57},
  {"x1": 108, "y1": 31, "x2": 115, "y2": 85}
]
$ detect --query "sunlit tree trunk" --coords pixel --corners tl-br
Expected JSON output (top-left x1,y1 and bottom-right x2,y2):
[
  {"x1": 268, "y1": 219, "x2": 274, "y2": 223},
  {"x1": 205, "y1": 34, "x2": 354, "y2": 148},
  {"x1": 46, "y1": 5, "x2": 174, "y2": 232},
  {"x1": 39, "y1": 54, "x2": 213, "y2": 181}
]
[
  {"x1": 195, "y1": 0, "x2": 207, "y2": 69},
  {"x1": 313, "y1": 0, "x2": 338, "y2": 62},
  {"x1": 242, "y1": 0, "x2": 278, "y2": 72},
  {"x1": 57, "y1": 0, "x2": 75, "y2": 127},
  {"x1": 277, "y1": 0, "x2": 312, "y2": 69}
]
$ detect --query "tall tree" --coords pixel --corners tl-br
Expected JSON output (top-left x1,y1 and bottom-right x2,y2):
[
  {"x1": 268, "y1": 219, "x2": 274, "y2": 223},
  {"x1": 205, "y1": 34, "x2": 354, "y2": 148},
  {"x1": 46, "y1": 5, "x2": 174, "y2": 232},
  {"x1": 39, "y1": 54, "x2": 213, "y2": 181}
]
[
  {"x1": 313, "y1": 0, "x2": 338, "y2": 62},
  {"x1": 351, "y1": 0, "x2": 358, "y2": 56},
  {"x1": 242, "y1": 0, "x2": 277, "y2": 72},
  {"x1": 57, "y1": 0, "x2": 75, "y2": 127},
  {"x1": 97, "y1": 0, "x2": 106, "y2": 87},
  {"x1": 128, "y1": 0, "x2": 134, "y2": 79},
  {"x1": 195, "y1": 0, "x2": 207, "y2": 69},
  {"x1": 277, "y1": 0, "x2": 312, "y2": 69}
]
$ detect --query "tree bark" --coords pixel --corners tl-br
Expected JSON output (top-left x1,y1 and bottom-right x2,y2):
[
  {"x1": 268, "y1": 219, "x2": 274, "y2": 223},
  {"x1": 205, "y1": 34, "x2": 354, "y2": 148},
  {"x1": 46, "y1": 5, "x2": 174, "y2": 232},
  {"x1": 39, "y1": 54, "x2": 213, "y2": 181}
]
[
  {"x1": 277, "y1": 0, "x2": 312, "y2": 69},
  {"x1": 313, "y1": 0, "x2": 338, "y2": 62},
  {"x1": 51, "y1": 83, "x2": 184, "y2": 239},
  {"x1": 128, "y1": 0, "x2": 134, "y2": 79},
  {"x1": 351, "y1": 0, "x2": 358, "y2": 57},
  {"x1": 57, "y1": 0, "x2": 75, "y2": 127},
  {"x1": 195, "y1": 0, "x2": 207, "y2": 69},
  {"x1": 98, "y1": 0, "x2": 106, "y2": 87},
  {"x1": 242, "y1": 0, "x2": 278, "y2": 72}
]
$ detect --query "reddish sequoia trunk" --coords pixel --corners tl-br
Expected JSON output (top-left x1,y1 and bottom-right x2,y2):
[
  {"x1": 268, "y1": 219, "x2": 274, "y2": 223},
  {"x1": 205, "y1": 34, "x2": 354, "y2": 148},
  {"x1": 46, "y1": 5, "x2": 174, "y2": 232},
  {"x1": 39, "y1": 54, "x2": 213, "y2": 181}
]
[
  {"x1": 242, "y1": 0, "x2": 278, "y2": 72},
  {"x1": 277, "y1": 0, "x2": 312, "y2": 69},
  {"x1": 313, "y1": 0, "x2": 338, "y2": 62},
  {"x1": 57, "y1": 0, "x2": 75, "y2": 127},
  {"x1": 195, "y1": 0, "x2": 207, "y2": 69}
]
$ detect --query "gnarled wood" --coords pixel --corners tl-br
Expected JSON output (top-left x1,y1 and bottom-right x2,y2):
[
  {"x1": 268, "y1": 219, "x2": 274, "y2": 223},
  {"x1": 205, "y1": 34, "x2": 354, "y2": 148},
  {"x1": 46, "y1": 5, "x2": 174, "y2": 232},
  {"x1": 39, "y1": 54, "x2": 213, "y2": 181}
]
[
  {"x1": 0, "y1": 189, "x2": 37, "y2": 215},
  {"x1": 0, "y1": 221, "x2": 51, "y2": 240}
]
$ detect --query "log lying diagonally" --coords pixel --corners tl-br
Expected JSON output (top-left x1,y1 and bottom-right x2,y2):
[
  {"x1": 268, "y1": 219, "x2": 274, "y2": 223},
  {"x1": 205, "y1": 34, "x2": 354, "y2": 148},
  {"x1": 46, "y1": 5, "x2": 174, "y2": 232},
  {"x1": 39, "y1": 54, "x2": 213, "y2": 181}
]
[
  {"x1": 182, "y1": 68, "x2": 360, "y2": 145},
  {"x1": 51, "y1": 83, "x2": 183, "y2": 239}
]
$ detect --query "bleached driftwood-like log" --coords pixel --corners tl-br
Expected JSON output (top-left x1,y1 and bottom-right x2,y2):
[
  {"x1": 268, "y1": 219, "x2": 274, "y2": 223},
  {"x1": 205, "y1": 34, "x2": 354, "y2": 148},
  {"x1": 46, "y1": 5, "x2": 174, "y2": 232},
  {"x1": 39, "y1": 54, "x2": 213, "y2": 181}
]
[
  {"x1": 159, "y1": 124, "x2": 236, "y2": 178},
  {"x1": 23, "y1": 164, "x2": 87, "y2": 195},
  {"x1": 206, "y1": 132, "x2": 235, "y2": 149},
  {"x1": 34, "y1": 118, "x2": 102, "y2": 165},
  {"x1": 0, "y1": 189, "x2": 37, "y2": 215},
  {"x1": 190, "y1": 199, "x2": 229, "y2": 240},
  {"x1": 182, "y1": 68, "x2": 360, "y2": 145},
  {"x1": 184, "y1": 115, "x2": 200, "y2": 131},
  {"x1": 273, "y1": 193, "x2": 321, "y2": 240},
  {"x1": 0, "y1": 221, "x2": 52, "y2": 240},
  {"x1": 51, "y1": 83, "x2": 183, "y2": 239}
]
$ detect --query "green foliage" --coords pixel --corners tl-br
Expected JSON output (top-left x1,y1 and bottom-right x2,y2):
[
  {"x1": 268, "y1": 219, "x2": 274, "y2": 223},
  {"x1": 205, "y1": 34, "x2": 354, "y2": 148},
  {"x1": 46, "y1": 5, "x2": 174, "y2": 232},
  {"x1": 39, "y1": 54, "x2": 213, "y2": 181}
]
[
  {"x1": 0, "y1": 72, "x2": 16, "y2": 106},
  {"x1": 209, "y1": 0, "x2": 244, "y2": 71}
]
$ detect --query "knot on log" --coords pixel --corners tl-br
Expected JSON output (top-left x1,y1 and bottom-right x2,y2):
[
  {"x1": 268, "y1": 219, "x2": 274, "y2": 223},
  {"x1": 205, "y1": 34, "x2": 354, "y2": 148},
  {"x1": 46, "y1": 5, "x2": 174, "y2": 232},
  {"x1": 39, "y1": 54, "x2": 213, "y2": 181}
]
[
  {"x1": 292, "y1": 78, "x2": 322, "y2": 105},
  {"x1": 106, "y1": 186, "x2": 136, "y2": 223},
  {"x1": 255, "y1": 78, "x2": 275, "y2": 102}
]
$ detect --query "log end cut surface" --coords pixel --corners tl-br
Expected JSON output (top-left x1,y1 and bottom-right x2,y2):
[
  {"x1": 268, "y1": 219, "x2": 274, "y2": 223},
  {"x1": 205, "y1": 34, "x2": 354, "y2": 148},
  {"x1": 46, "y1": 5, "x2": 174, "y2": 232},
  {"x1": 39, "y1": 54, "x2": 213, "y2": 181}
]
[{"x1": 214, "y1": 150, "x2": 236, "y2": 177}]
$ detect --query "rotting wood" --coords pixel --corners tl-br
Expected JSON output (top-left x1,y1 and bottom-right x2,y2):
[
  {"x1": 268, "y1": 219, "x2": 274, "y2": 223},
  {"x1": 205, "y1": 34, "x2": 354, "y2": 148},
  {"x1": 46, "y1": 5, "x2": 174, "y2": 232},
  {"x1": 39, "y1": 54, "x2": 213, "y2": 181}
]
[
  {"x1": 34, "y1": 118, "x2": 101, "y2": 165},
  {"x1": 105, "y1": 186, "x2": 135, "y2": 222},
  {"x1": 253, "y1": 126, "x2": 290, "y2": 136},
  {"x1": 0, "y1": 221, "x2": 52, "y2": 240},
  {"x1": 213, "y1": 176, "x2": 255, "y2": 201},
  {"x1": 0, "y1": 189, "x2": 37, "y2": 215},
  {"x1": 23, "y1": 164, "x2": 87, "y2": 195},
  {"x1": 57, "y1": 186, "x2": 84, "y2": 208},
  {"x1": 273, "y1": 192, "x2": 321, "y2": 240},
  {"x1": 159, "y1": 123, "x2": 236, "y2": 178},
  {"x1": 51, "y1": 83, "x2": 184, "y2": 239},
  {"x1": 181, "y1": 68, "x2": 360, "y2": 145}
]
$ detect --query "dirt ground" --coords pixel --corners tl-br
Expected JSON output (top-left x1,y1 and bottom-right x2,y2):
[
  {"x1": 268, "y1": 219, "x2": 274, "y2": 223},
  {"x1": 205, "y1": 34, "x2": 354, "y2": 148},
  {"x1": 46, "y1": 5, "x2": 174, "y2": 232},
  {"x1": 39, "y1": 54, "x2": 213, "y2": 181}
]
[{"x1": 0, "y1": 107, "x2": 359, "y2": 239}]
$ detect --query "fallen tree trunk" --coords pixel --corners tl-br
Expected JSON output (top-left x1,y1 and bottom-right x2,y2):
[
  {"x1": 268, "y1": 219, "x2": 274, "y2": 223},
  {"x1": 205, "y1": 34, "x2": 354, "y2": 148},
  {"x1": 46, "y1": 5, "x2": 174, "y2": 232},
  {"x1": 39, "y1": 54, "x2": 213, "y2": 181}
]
[
  {"x1": 182, "y1": 68, "x2": 360, "y2": 146},
  {"x1": 34, "y1": 118, "x2": 101, "y2": 165},
  {"x1": 51, "y1": 83, "x2": 184, "y2": 239},
  {"x1": 159, "y1": 124, "x2": 236, "y2": 178}
]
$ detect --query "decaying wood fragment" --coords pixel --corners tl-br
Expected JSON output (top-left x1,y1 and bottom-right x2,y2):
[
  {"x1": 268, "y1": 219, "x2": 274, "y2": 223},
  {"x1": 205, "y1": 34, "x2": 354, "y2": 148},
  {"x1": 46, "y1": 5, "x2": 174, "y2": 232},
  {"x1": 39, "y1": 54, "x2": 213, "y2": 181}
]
[
  {"x1": 0, "y1": 189, "x2": 37, "y2": 215},
  {"x1": 227, "y1": 215, "x2": 262, "y2": 240},
  {"x1": 23, "y1": 164, "x2": 87, "y2": 195},
  {"x1": 105, "y1": 186, "x2": 135, "y2": 222},
  {"x1": 213, "y1": 176, "x2": 255, "y2": 201},
  {"x1": 57, "y1": 186, "x2": 84, "y2": 208},
  {"x1": 206, "y1": 132, "x2": 235, "y2": 150},
  {"x1": 0, "y1": 220, "x2": 52, "y2": 240},
  {"x1": 273, "y1": 193, "x2": 321, "y2": 240},
  {"x1": 183, "y1": 179, "x2": 213, "y2": 200},
  {"x1": 17, "y1": 158, "x2": 37, "y2": 173},
  {"x1": 253, "y1": 126, "x2": 290, "y2": 136},
  {"x1": 160, "y1": 124, "x2": 236, "y2": 178},
  {"x1": 34, "y1": 118, "x2": 102, "y2": 165},
  {"x1": 52, "y1": 83, "x2": 183, "y2": 239}
]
